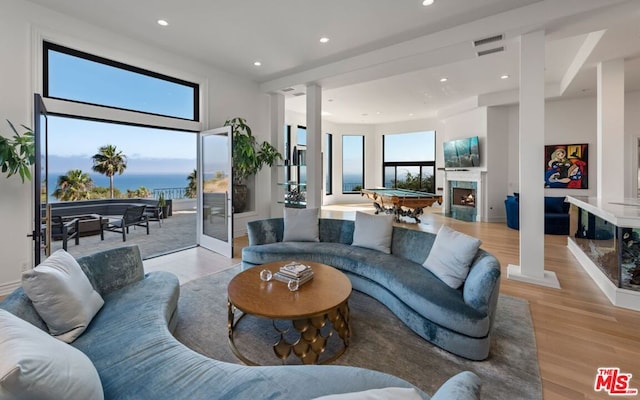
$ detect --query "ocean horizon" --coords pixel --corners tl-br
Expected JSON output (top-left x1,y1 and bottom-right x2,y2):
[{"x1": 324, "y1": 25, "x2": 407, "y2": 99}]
[{"x1": 47, "y1": 172, "x2": 191, "y2": 202}]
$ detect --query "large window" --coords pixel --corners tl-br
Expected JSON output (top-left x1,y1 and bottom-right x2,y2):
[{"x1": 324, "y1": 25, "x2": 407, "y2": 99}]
[
  {"x1": 41, "y1": 41, "x2": 200, "y2": 259},
  {"x1": 325, "y1": 133, "x2": 333, "y2": 195},
  {"x1": 342, "y1": 135, "x2": 364, "y2": 193},
  {"x1": 44, "y1": 42, "x2": 199, "y2": 120},
  {"x1": 383, "y1": 131, "x2": 436, "y2": 192}
]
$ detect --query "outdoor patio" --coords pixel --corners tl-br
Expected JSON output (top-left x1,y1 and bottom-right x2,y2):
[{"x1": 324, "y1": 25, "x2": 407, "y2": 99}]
[{"x1": 48, "y1": 211, "x2": 197, "y2": 260}]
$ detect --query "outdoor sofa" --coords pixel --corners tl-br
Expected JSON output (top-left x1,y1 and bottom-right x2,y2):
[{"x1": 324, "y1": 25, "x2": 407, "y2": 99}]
[
  {"x1": 242, "y1": 217, "x2": 502, "y2": 361},
  {"x1": 48, "y1": 198, "x2": 163, "y2": 238},
  {"x1": 0, "y1": 245, "x2": 481, "y2": 400}
]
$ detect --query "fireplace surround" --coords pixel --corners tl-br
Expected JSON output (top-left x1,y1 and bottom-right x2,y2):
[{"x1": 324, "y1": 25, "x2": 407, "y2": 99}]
[{"x1": 443, "y1": 170, "x2": 486, "y2": 222}]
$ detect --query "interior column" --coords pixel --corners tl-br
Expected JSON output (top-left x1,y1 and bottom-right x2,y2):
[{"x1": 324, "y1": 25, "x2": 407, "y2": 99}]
[
  {"x1": 306, "y1": 84, "x2": 322, "y2": 209},
  {"x1": 270, "y1": 93, "x2": 285, "y2": 217},
  {"x1": 507, "y1": 30, "x2": 560, "y2": 289},
  {"x1": 597, "y1": 59, "x2": 626, "y2": 200}
]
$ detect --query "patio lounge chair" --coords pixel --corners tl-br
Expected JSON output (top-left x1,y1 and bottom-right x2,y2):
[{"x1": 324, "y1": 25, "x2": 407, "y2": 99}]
[
  {"x1": 103, "y1": 205, "x2": 149, "y2": 242},
  {"x1": 144, "y1": 203, "x2": 163, "y2": 227},
  {"x1": 50, "y1": 215, "x2": 80, "y2": 251}
]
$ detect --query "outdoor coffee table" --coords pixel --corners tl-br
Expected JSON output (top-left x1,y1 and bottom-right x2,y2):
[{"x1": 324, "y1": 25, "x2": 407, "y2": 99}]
[{"x1": 227, "y1": 261, "x2": 352, "y2": 365}]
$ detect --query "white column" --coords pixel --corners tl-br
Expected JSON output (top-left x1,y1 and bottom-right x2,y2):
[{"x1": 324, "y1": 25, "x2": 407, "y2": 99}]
[
  {"x1": 507, "y1": 30, "x2": 560, "y2": 289},
  {"x1": 597, "y1": 59, "x2": 625, "y2": 200},
  {"x1": 306, "y1": 84, "x2": 322, "y2": 209},
  {"x1": 270, "y1": 93, "x2": 285, "y2": 217}
]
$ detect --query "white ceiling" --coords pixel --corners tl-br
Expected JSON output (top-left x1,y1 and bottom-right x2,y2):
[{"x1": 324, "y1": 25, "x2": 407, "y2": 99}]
[{"x1": 25, "y1": 0, "x2": 640, "y2": 124}]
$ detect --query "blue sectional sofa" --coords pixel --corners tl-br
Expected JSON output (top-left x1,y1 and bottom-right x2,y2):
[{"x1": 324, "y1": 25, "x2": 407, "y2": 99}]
[
  {"x1": 0, "y1": 246, "x2": 481, "y2": 400},
  {"x1": 242, "y1": 218, "x2": 502, "y2": 361}
]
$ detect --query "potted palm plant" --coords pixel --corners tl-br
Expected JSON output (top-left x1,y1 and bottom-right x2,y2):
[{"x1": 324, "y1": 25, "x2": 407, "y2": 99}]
[{"x1": 224, "y1": 117, "x2": 282, "y2": 213}]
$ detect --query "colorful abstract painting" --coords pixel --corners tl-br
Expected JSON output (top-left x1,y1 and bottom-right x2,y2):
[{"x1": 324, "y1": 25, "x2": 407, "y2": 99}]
[{"x1": 544, "y1": 143, "x2": 588, "y2": 189}]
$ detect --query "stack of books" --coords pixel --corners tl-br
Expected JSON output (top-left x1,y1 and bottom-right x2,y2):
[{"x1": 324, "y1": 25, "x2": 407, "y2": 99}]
[{"x1": 274, "y1": 262, "x2": 314, "y2": 286}]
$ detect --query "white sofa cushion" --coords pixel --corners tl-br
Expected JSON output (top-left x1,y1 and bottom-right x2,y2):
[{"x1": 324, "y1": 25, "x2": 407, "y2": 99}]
[
  {"x1": 423, "y1": 225, "x2": 481, "y2": 289},
  {"x1": 312, "y1": 387, "x2": 422, "y2": 400},
  {"x1": 0, "y1": 309, "x2": 104, "y2": 400},
  {"x1": 283, "y1": 207, "x2": 320, "y2": 242},
  {"x1": 21, "y1": 249, "x2": 104, "y2": 343},
  {"x1": 351, "y1": 211, "x2": 394, "y2": 254}
]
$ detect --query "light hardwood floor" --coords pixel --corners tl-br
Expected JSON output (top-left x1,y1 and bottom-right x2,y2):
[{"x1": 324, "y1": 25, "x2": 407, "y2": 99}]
[
  {"x1": 145, "y1": 204, "x2": 640, "y2": 399},
  {"x1": 9, "y1": 204, "x2": 637, "y2": 399}
]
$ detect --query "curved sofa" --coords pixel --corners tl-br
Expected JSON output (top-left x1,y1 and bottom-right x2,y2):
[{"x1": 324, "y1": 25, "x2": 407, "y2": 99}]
[
  {"x1": 0, "y1": 246, "x2": 481, "y2": 400},
  {"x1": 242, "y1": 218, "x2": 501, "y2": 361}
]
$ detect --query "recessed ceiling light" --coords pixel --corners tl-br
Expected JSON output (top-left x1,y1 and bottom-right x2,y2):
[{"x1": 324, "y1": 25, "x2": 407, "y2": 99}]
[
  {"x1": 319, "y1": 37, "x2": 330, "y2": 44},
  {"x1": 500, "y1": 74, "x2": 510, "y2": 80},
  {"x1": 253, "y1": 61, "x2": 262, "y2": 67},
  {"x1": 376, "y1": 112, "x2": 381, "y2": 115},
  {"x1": 439, "y1": 77, "x2": 448, "y2": 83},
  {"x1": 422, "y1": 0, "x2": 435, "y2": 6},
  {"x1": 157, "y1": 19, "x2": 169, "y2": 26},
  {"x1": 409, "y1": 113, "x2": 414, "y2": 116}
]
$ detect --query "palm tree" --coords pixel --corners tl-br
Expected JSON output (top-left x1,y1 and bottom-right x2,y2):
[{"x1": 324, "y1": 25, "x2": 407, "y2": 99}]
[
  {"x1": 185, "y1": 169, "x2": 197, "y2": 198},
  {"x1": 91, "y1": 144, "x2": 127, "y2": 198},
  {"x1": 52, "y1": 169, "x2": 93, "y2": 201}
]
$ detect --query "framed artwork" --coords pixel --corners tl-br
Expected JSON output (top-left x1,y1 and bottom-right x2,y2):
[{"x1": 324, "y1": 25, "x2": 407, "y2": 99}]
[{"x1": 544, "y1": 143, "x2": 588, "y2": 189}]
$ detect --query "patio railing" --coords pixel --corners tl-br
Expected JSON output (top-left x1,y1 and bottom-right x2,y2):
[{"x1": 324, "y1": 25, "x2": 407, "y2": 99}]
[{"x1": 153, "y1": 188, "x2": 189, "y2": 200}]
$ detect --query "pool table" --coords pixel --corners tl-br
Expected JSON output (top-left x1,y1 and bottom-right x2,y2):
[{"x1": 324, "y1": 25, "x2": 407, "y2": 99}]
[{"x1": 360, "y1": 188, "x2": 442, "y2": 223}]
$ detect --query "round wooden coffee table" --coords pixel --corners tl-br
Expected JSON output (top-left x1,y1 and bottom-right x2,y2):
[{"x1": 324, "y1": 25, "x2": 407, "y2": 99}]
[{"x1": 227, "y1": 261, "x2": 352, "y2": 365}]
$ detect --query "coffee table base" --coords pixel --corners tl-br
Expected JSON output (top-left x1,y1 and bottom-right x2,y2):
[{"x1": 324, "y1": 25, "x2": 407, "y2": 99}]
[{"x1": 227, "y1": 300, "x2": 351, "y2": 365}]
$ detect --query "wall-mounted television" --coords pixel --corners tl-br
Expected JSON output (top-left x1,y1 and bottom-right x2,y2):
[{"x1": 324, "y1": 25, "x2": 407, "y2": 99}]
[{"x1": 443, "y1": 136, "x2": 480, "y2": 168}]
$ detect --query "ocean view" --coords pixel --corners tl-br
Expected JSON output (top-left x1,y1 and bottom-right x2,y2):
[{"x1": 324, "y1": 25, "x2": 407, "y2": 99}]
[{"x1": 47, "y1": 172, "x2": 191, "y2": 202}]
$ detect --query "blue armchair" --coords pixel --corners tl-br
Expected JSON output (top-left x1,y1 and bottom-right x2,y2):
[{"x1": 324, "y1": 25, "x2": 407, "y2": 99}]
[{"x1": 504, "y1": 195, "x2": 570, "y2": 235}]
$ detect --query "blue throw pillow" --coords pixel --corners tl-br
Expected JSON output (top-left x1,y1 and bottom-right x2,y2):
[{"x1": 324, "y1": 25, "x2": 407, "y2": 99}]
[{"x1": 544, "y1": 197, "x2": 565, "y2": 214}]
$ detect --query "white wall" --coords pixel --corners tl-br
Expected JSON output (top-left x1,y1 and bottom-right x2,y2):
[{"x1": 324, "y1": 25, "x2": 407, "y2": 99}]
[
  {"x1": 506, "y1": 96, "x2": 599, "y2": 199},
  {"x1": 486, "y1": 106, "x2": 510, "y2": 221},
  {"x1": 0, "y1": 0, "x2": 269, "y2": 291}
]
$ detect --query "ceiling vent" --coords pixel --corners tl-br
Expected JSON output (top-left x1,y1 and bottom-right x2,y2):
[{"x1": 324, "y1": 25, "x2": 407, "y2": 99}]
[
  {"x1": 281, "y1": 87, "x2": 295, "y2": 92},
  {"x1": 473, "y1": 34, "x2": 503, "y2": 47},
  {"x1": 292, "y1": 92, "x2": 306, "y2": 97},
  {"x1": 477, "y1": 46, "x2": 504, "y2": 57}
]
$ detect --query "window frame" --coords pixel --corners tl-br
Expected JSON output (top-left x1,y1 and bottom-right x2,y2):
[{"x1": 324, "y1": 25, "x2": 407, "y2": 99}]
[
  {"x1": 325, "y1": 133, "x2": 333, "y2": 195},
  {"x1": 382, "y1": 132, "x2": 437, "y2": 192},
  {"x1": 43, "y1": 41, "x2": 200, "y2": 122}
]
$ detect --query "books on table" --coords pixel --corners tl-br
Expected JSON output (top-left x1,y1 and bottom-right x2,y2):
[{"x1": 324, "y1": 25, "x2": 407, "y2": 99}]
[{"x1": 273, "y1": 262, "x2": 314, "y2": 286}]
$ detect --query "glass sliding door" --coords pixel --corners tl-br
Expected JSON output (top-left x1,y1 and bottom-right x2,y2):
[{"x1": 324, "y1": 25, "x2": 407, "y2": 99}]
[{"x1": 198, "y1": 127, "x2": 233, "y2": 257}]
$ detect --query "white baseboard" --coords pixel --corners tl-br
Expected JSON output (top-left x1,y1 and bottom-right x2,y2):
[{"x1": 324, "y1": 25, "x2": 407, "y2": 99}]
[
  {"x1": 506, "y1": 264, "x2": 561, "y2": 289},
  {"x1": 0, "y1": 280, "x2": 21, "y2": 296}
]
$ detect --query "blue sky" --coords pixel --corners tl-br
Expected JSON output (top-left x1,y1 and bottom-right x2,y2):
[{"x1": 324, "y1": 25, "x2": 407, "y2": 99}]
[
  {"x1": 47, "y1": 47, "x2": 435, "y2": 176},
  {"x1": 48, "y1": 116, "x2": 197, "y2": 174}
]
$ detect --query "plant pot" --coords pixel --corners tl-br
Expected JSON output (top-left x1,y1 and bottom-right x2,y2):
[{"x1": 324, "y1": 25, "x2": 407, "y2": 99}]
[{"x1": 233, "y1": 184, "x2": 248, "y2": 213}]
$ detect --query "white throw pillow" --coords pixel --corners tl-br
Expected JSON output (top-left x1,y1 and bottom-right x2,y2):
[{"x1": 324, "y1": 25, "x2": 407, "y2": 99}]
[
  {"x1": 0, "y1": 309, "x2": 104, "y2": 400},
  {"x1": 21, "y1": 249, "x2": 104, "y2": 343},
  {"x1": 422, "y1": 226, "x2": 482, "y2": 289},
  {"x1": 312, "y1": 387, "x2": 423, "y2": 400},
  {"x1": 351, "y1": 211, "x2": 394, "y2": 254},
  {"x1": 283, "y1": 207, "x2": 320, "y2": 242}
]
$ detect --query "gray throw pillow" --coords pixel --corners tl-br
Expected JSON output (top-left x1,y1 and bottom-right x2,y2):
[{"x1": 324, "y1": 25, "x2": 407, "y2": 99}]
[
  {"x1": 422, "y1": 226, "x2": 481, "y2": 289},
  {"x1": 351, "y1": 211, "x2": 394, "y2": 254},
  {"x1": 21, "y1": 249, "x2": 104, "y2": 343},
  {"x1": 283, "y1": 207, "x2": 320, "y2": 242},
  {"x1": 0, "y1": 309, "x2": 104, "y2": 400}
]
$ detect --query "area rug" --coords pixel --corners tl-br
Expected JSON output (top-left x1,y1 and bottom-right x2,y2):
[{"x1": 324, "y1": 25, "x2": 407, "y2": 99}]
[{"x1": 174, "y1": 266, "x2": 542, "y2": 400}]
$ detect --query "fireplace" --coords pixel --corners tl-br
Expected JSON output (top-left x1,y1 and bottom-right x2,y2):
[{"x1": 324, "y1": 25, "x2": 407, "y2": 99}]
[
  {"x1": 443, "y1": 170, "x2": 485, "y2": 222},
  {"x1": 452, "y1": 188, "x2": 476, "y2": 208}
]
